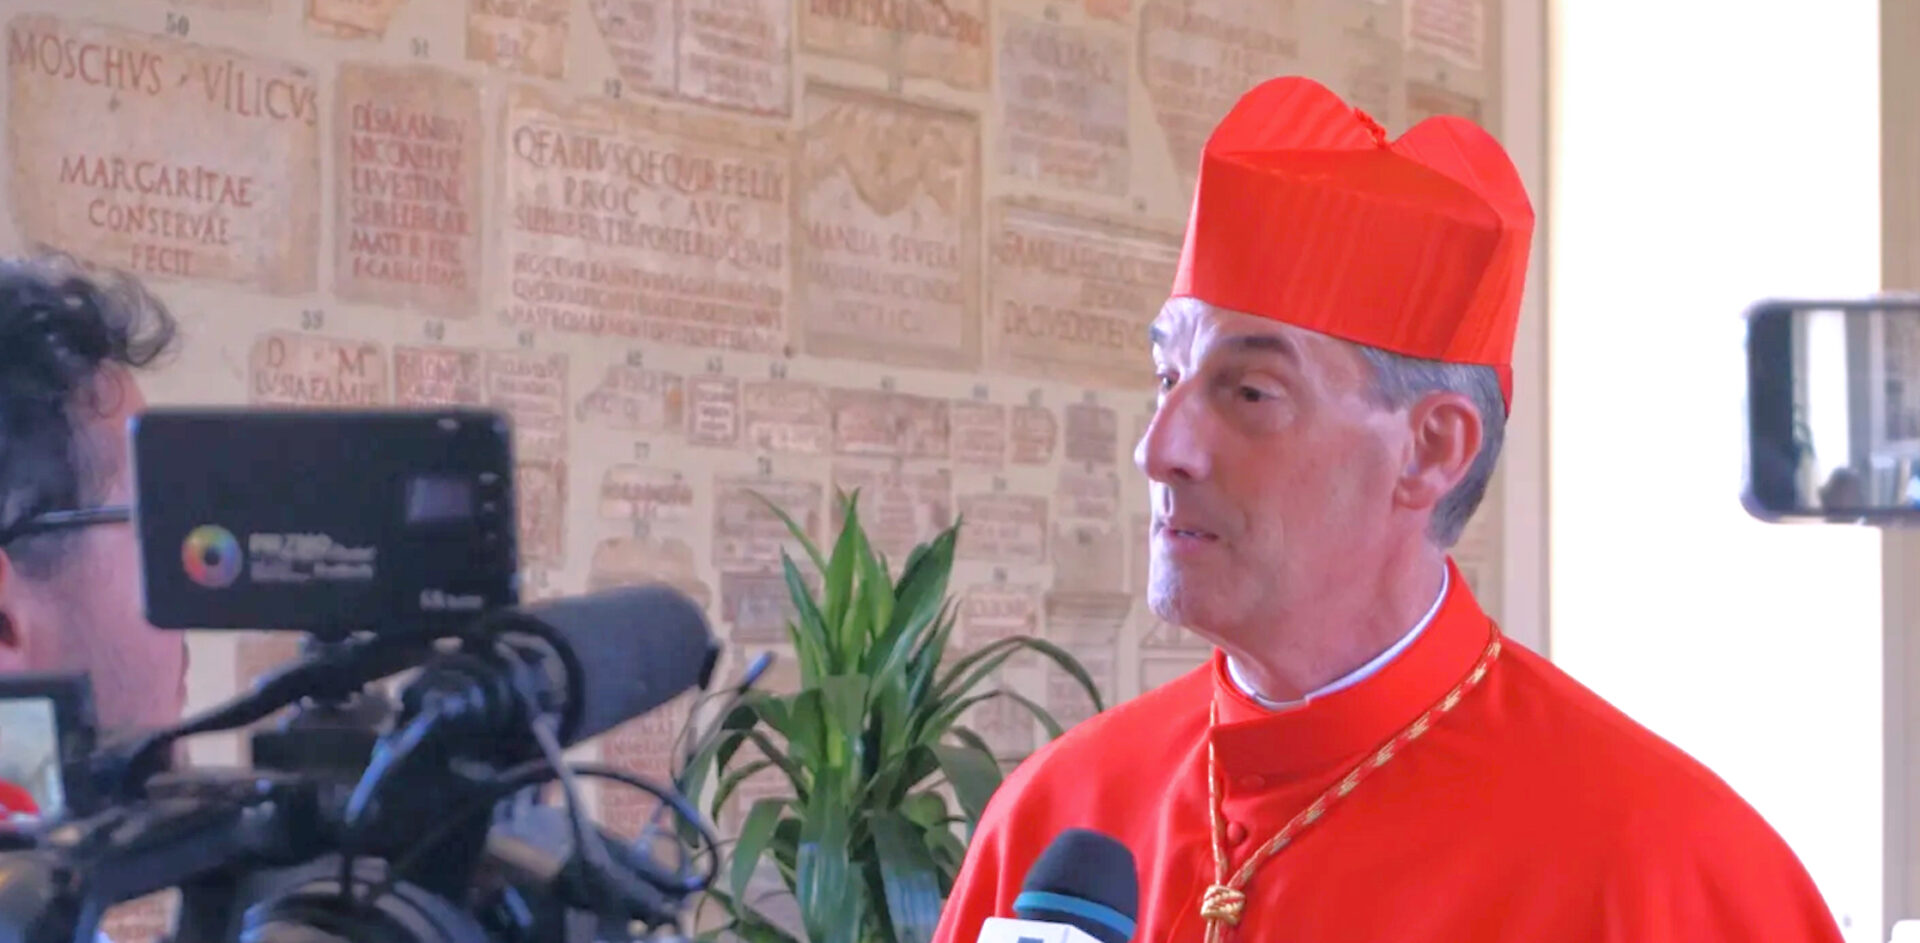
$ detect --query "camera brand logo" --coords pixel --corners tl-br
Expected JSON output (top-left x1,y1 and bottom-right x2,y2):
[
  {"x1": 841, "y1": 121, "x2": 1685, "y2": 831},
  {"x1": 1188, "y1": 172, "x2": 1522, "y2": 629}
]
[{"x1": 182, "y1": 525, "x2": 242, "y2": 588}]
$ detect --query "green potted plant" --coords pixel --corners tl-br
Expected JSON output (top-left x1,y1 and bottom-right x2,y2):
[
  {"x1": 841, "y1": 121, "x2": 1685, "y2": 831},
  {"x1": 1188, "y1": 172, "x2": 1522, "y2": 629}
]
[{"x1": 680, "y1": 490, "x2": 1105, "y2": 943}]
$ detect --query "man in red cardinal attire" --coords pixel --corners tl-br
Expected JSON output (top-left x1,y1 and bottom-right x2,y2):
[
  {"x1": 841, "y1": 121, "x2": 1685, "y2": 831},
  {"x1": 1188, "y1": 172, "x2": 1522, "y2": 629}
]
[{"x1": 930, "y1": 77, "x2": 1845, "y2": 943}]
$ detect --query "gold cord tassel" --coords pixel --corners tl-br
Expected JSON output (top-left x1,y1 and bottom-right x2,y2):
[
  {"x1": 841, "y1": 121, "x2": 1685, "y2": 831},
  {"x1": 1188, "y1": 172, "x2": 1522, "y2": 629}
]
[
  {"x1": 1201, "y1": 884, "x2": 1245, "y2": 923},
  {"x1": 1201, "y1": 884, "x2": 1246, "y2": 943}
]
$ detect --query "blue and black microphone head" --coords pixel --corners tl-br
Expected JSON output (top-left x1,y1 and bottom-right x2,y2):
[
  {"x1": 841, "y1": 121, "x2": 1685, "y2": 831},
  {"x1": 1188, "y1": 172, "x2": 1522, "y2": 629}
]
[{"x1": 1014, "y1": 828, "x2": 1139, "y2": 943}]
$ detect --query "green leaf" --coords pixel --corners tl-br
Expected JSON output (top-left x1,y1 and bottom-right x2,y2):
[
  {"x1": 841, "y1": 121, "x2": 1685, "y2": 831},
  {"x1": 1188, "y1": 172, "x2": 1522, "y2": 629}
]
[
  {"x1": 869, "y1": 556, "x2": 955, "y2": 699},
  {"x1": 931, "y1": 742, "x2": 1003, "y2": 823},
  {"x1": 743, "y1": 692, "x2": 792, "y2": 742},
  {"x1": 856, "y1": 536, "x2": 895, "y2": 649},
  {"x1": 782, "y1": 553, "x2": 831, "y2": 688},
  {"x1": 711, "y1": 758, "x2": 778, "y2": 815},
  {"x1": 944, "y1": 724, "x2": 999, "y2": 765},
  {"x1": 782, "y1": 690, "x2": 827, "y2": 777},
  {"x1": 770, "y1": 815, "x2": 803, "y2": 878},
  {"x1": 871, "y1": 811, "x2": 946, "y2": 943},
  {"x1": 925, "y1": 823, "x2": 968, "y2": 879},
  {"x1": 736, "y1": 924, "x2": 801, "y2": 943},
  {"x1": 723, "y1": 701, "x2": 762, "y2": 730},
  {"x1": 891, "y1": 527, "x2": 955, "y2": 631},
  {"x1": 822, "y1": 682, "x2": 871, "y2": 744},
  {"x1": 695, "y1": 887, "x2": 802, "y2": 943},
  {"x1": 921, "y1": 690, "x2": 1002, "y2": 745},
  {"x1": 868, "y1": 665, "x2": 921, "y2": 792},
  {"x1": 795, "y1": 785, "x2": 861, "y2": 943},
  {"x1": 870, "y1": 742, "x2": 945, "y2": 811},
  {"x1": 931, "y1": 635, "x2": 1030, "y2": 701},
  {"x1": 676, "y1": 727, "x2": 735, "y2": 802},
  {"x1": 730, "y1": 797, "x2": 789, "y2": 904},
  {"x1": 899, "y1": 791, "x2": 949, "y2": 830},
  {"x1": 821, "y1": 489, "x2": 863, "y2": 638},
  {"x1": 818, "y1": 673, "x2": 873, "y2": 773},
  {"x1": 755, "y1": 489, "x2": 827, "y2": 575},
  {"x1": 737, "y1": 727, "x2": 806, "y2": 799},
  {"x1": 989, "y1": 688, "x2": 1076, "y2": 741},
  {"x1": 901, "y1": 603, "x2": 959, "y2": 712},
  {"x1": 936, "y1": 636, "x2": 1097, "y2": 708},
  {"x1": 836, "y1": 561, "x2": 876, "y2": 675}
]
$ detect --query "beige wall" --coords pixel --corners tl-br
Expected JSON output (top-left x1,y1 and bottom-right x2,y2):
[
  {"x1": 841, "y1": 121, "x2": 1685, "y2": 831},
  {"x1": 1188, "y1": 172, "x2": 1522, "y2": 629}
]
[{"x1": 0, "y1": 0, "x2": 1540, "y2": 935}]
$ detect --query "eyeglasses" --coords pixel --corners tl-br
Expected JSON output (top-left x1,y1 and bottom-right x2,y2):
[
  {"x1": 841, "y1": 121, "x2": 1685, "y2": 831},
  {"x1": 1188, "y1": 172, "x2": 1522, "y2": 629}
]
[{"x1": 0, "y1": 505, "x2": 132, "y2": 548}]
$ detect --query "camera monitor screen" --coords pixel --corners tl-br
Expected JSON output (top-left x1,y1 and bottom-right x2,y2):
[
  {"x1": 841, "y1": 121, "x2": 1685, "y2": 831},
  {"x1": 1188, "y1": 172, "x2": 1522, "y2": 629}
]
[
  {"x1": 0, "y1": 674, "x2": 95, "y2": 823},
  {"x1": 0, "y1": 696, "x2": 64, "y2": 820}
]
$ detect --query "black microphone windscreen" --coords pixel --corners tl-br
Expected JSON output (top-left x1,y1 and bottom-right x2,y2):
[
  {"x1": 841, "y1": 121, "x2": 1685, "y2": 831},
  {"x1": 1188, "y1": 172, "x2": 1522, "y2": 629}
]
[
  {"x1": 1014, "y1": 828, "x2": 1139, "y2": 943},
  {"x1": 495, "y1": 584, "x2": 720, "y2": 745}
]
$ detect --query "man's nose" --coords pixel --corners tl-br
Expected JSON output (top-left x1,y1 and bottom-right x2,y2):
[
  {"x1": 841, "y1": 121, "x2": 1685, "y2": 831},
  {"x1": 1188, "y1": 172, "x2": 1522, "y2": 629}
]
[{"x1": 1134, "y1": 384, "x2": 1212, "y2": 483}]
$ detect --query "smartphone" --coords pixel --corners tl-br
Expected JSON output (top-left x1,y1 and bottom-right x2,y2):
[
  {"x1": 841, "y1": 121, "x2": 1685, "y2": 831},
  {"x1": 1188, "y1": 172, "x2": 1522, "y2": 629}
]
[{"x1": 1744, "y1": 296, "x2": 1920, "y2": 523}]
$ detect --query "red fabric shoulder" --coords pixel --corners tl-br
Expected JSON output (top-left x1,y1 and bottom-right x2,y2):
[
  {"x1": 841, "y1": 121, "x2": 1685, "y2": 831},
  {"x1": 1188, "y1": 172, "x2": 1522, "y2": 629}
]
[{"x1": 1489, "y1": 644, "x2": 1847, "y2": 942}]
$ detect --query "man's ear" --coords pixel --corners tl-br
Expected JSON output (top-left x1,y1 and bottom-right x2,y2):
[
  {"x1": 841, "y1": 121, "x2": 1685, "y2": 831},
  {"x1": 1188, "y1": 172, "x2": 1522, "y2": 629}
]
[
  {"x1": 0, "y1": 551, "x2": 31, "y2": 672},
  {"x1": 1393, "y1": 391, "x2": 1483, "y2": 513}
]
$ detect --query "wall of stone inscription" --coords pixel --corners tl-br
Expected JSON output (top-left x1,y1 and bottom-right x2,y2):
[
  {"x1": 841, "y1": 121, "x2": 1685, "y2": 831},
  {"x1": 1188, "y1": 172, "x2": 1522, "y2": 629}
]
[{"x1": 0, "y1": 0, "x2": 1521, "y2": 936}]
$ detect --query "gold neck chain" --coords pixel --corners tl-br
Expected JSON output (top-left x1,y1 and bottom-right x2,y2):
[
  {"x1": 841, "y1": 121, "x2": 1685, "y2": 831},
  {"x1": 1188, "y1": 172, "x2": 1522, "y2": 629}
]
[{"x1": 1199, "y1": 632, "x2": 1504, "y2": 943}]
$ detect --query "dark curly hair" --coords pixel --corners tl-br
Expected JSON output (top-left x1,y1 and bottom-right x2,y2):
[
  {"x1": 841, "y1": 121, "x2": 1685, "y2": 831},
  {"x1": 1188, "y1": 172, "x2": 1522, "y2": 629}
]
[{"x1": 0, "y1": 254, "x2": 178, "y2": 576}]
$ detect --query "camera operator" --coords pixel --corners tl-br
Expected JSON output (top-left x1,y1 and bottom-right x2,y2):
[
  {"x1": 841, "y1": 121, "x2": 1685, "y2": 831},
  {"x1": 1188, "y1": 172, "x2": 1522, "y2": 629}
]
[{"x1": 0, "y1": 255, "x2": 187, "y2": 735}]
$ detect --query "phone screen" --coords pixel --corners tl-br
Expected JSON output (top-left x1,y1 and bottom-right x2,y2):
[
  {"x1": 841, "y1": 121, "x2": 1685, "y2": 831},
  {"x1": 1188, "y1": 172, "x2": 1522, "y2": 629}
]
[{"x1": 1745, "y1": 299, "x2": 1920, "y2": 521}]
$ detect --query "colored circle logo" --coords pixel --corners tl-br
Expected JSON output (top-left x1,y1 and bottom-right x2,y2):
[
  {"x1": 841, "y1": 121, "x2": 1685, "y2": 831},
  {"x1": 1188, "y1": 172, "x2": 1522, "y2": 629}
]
[{"x1": 181, "y1": 526, "x2": 242, "y2": 588}]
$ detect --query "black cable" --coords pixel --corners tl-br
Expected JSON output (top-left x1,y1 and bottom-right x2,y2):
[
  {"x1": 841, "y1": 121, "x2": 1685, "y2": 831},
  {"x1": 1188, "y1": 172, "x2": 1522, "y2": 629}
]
[
  {"x1": 348, "y1": 633, "x2": 721, "y2": 918},
  {"x1": 668, "y1": 687, "x2": 729, "y2": 785},
  {"x1": 528, "y1": 713, "x2": 628, "y2": 935},
  {"x1": 67, "y1": 894, "x2": 105, "y2": 943},
  {"x1": 572, "y1": 763, "x2": 721, "y2": 894},
  {"x1": 650, "y1": 651, "x2": 773, "y2": 886},
  {"x1": 478, "y1": 634, "x2": 628, "y2": 934},
  {"x1": 343, "y1": 704, "x2": 444, "y2": 828},
  {"x1": 670, "y1": 651, "x2": 775, "y2": 786},
  {"x1": 335, "y1": 702, "x2": 445, "y2": 903},
  {"x1": 357, "y1": 763, "x2": 720, "y2": 910}
]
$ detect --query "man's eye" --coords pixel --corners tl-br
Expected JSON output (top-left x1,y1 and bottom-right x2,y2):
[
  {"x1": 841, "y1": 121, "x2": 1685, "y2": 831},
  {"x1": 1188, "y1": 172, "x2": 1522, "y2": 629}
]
[{"x1": 1238, "y1": 386, "x2": 1270, "y2": 403}]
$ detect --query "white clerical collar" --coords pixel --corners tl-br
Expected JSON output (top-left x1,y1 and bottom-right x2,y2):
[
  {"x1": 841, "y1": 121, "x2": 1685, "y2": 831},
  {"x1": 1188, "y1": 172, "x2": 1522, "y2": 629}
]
[{"x1": 1227, "y1": 564, "x2": 1450, "y2": 711}]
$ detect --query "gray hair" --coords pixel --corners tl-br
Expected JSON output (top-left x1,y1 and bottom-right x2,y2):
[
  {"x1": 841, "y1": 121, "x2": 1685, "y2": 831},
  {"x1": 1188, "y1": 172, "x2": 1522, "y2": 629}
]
[{"x1": 1354, "y1": 346, "x2": 1505, "y2": 548}]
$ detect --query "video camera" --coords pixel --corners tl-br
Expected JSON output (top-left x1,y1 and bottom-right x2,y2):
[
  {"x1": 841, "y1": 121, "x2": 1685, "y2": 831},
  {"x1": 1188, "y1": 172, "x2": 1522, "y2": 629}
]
[{"x1": 0, "y1": 408, "x2": 735, "y2": 943}]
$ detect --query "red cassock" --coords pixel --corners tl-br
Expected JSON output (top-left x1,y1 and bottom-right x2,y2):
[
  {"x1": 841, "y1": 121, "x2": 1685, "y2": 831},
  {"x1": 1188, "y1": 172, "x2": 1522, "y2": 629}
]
[{"x1": 930, "y1": 559, "x2": 1846, "y2": 942}]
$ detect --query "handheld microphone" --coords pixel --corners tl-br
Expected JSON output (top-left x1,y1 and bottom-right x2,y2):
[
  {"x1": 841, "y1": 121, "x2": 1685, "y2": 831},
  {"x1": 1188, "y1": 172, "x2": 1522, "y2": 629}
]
[{"x1": 976, "y1": 828, "x2": 1138, "y2": 943}]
